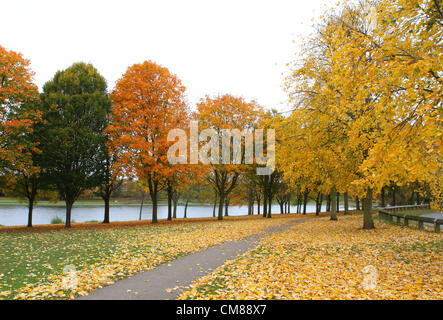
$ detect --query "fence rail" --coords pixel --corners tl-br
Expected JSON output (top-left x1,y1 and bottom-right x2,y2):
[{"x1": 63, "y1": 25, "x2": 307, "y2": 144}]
[{"x1": 378, "y1": 204, "x2": 442, "y2": 233}]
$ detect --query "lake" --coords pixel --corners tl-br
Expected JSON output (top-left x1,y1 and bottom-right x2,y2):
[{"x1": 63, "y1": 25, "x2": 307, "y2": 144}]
[{"x1": 0, "y1": 203, "x2": 351, "y2": 226}]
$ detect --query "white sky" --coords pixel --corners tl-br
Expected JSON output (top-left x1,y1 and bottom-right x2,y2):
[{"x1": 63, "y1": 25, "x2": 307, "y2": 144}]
[{"x1": 1, "y1": 0, "x2": 334, "y2": 111}]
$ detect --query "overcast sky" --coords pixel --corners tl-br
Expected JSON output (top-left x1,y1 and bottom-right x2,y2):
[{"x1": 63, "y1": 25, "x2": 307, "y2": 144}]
[{"x1": 2, "y1": 0, "x2": 334, "y2": 111}]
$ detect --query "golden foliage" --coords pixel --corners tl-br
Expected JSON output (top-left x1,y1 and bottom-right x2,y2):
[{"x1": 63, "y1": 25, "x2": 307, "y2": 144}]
[{"x1": 180, "y1": 215, "x2": 442, "y2": 300}]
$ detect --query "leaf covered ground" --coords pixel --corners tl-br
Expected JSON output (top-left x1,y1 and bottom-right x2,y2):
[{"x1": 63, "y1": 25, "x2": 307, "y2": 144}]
[
  {"x1": 179, "y1": 215, "x2": 442, "y2": 300},
  {"x1": 0, "y1": 214, "x2": 299, "y2": 300}
]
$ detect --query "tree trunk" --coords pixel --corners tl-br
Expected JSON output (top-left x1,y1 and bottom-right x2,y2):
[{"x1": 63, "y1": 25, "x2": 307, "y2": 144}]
[
  {"x1": 139, "y1": 192, "x2": 144, "y2": 220},
  {"x1": 65, "y1": 200, "x2": 73, "y2": 228},
  {"x1": 409, "y1": 191, "x2": 415, "y2": 205},
  {"x1": 344, "y1": 192, "x2": 349, "y2": 215},
  {"x1": 184, "y1": 199, "x2": 189, "y2": 218},
  {"x1": 267, "y1": 196, "x2": 272, "y2": 218},
  {"x1": 151, "y1": 195, "x2": 158, "y2": 223},
  {"x1": 380, "y1": 186, "x2": 385, "y2": 208},
  {"x1": 302, "y1": 191, "x2": 308, "y2": 215},
  {"x1": 257, "y1": 196, "x2": 261, "y2": 215},
  {"x1": 330, "y1": 187, "x2": 337, "y2": 221},
  {"x1": 224, "y1": 198, "x2": 229, "y2": 216},
  {"x1": 356, "y1": 197, "x2": 360, "y2": 210},
  {"x1": 167, "y1": 183, "x2": 173, "y2": 221},
  {"x1": 248, "y1": 191, "x2": 253, "y2": 215},
  {"x1": 297, "y1": 194, "x2": 301, "y2": 213},
  {"x1": 263, "y1": 192, "x2": 268, "y2": 217},
  {"x1": 27, "y1": 196, "x2": 34, "y2": 227},
  {"x1": 315, "y1": 192, "x2": 320, "y2": 216},
  {"x1": 213, "y1": 195, "x2": 217, "y2": 217},
  {"x1": 103, "y1": 195, "x2": 110, "y2": 223},
  {"x1": 392, "y1": 186, "x2": 397, "y2": 207},
  {"x1": 326, "y1": 194, "x2": 331, "y2": 212},
  {"x1": 148, "y1": 177, "x2": 159, "y2": 223},
  {"x1": 363, "y1": 187, "x2": 375, "y2": 229},
  {"x1": 218, "y1": 194, "x2": 224, "y2": 221},
  {"x1": 167, "y1": 196, "x2": 172, "y2": 220},
  {"x1": 336, "y1": 192, "x2": 340, "y2": 213},
  {"x1": 279, "y1": 201, "x2": 284, "y2": 214}
]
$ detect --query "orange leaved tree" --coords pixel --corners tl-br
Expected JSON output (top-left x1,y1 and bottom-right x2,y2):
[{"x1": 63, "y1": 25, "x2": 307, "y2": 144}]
[
  {"x1": 196, "y1": 94, "x2": 264, "y2": 220},
  {"x1": 108, "y1": 61, "x2": 189, "y2": 223},
  {"x1": 0, "y1": 46, "x2": 41, "y2": 227},
  {"x1": 0, "y1": 45, "x2": 40, "y2": 176}
]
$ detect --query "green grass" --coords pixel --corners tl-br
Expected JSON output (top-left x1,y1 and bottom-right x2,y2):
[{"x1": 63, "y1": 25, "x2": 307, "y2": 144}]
[
  {"x1": 393, "y1": 209, "x2": 437, "y2": 217},
  {"x1": 0, "y1": 228, "x2": 122, "y2": 298},
  {"x1": 0, "y1": 223, "x2": 204, "y2": 299},
  {"x1": 375, "y1": 211, "x2": 441, "y2": 232},
  {"x1": 50, "y1": 217, "x2": 64, "y2": 224}
]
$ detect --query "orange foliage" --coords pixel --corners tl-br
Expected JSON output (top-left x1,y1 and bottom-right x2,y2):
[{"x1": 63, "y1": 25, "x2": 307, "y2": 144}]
[
  {"x1": 107, "y1": 61, "x2": 192, "y2": 221},
  {"x1": 108, "y1": 61, "x2": 189, "y2": 180},
  {"x1": 0, "y1": 45, "x2": 40, "y2": 175}
]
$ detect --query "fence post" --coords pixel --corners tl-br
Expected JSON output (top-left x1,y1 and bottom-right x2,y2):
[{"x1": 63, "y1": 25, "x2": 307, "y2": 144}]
[
  {"x1": 418, "y1": 220, "x2": 424, "y2": 230},
  {"x1": 435, "y1": 222, "x2": 440, "y2": 233},
  {"x1": 404, "y1": 217, "x2": 409, "y2": 227}
]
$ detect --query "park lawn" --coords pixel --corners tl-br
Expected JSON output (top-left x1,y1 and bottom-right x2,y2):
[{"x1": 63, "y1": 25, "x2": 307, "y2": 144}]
[
  {"x1": 179, "y1": 214, "x2": 442, "y2": 300},
  {"x1": 0, "y1": 213, "x2": 301, "y2": 300},
  {"x1": 392, "y1": 209, "x2": 437, "y2": 217}
]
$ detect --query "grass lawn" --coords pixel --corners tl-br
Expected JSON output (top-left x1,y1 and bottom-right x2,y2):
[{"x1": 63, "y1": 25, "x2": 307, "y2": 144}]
[
  {"x1": 392, "y1": 209, "x2": 438, "y2": 217},
  {"x1": 180, "y1": 215, "x2": 442, "y2": 300},
  {"x1": 0, "y1": 214, "x2": 303, "y2": 300}
]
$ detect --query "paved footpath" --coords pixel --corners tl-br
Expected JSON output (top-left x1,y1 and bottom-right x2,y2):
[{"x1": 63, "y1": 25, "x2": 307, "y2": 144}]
[{"x1": 78, "y1": 218, "x2": 307, "y2": 300}]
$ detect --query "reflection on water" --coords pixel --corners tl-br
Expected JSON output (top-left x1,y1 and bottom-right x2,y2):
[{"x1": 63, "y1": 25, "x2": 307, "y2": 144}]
[{"x1": 0, "y1": 203, "x2": 350, "y2": 226}]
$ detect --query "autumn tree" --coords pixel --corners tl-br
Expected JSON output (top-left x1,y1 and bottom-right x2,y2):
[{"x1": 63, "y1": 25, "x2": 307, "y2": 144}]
[
  {"x1": 0, "y1": 45, "x2": 41, "y2": 226},
  {"x1": 39, "y1": 62, "x2": 111, "y2": 227},
  {"x1": 165, "y1": 165, "x2": 203, "y2": 221},
  {"x1": 0, "y1": 46, "x2": 40, "y2": 173},
  {"x1": 282, "y1": 1, "x2": 382, "y2": 227},
  {"x1": 108, "y1": 61, "x2": 189, "y2": 223},
  {"x1": 362, "y1": 0, "x2": 443, "y2": 208},
  {"x1": 283, "y1": 0, "x2": 442, "y2": 228},
  {"x1": 96, "y1": 114, "x2": 123, "y2": 224},
  {"x1": 196, "y1": 94, "x2": 263, "y2": 220},
  {"x1": 260, "y1": 110, "x2": 286, "y2": 218},
  {"x1": 174, "y1": 168, "x2": 209, "y2": 218}
]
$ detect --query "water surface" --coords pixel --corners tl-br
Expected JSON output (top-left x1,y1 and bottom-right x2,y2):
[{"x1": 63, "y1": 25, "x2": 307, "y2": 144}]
[{"x1": 0, "y1": 203, "x2": 350, "y2": 226}]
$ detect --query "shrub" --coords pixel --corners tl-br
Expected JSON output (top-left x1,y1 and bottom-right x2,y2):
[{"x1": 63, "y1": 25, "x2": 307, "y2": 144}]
[{"x1": 50, "y1": 216, "x2": 63, "y2": 224}]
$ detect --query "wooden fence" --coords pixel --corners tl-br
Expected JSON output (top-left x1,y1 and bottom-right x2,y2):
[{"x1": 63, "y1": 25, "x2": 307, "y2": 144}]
[{"x1": 378, "y1": 204, "x2": 442, "y2": 233}]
